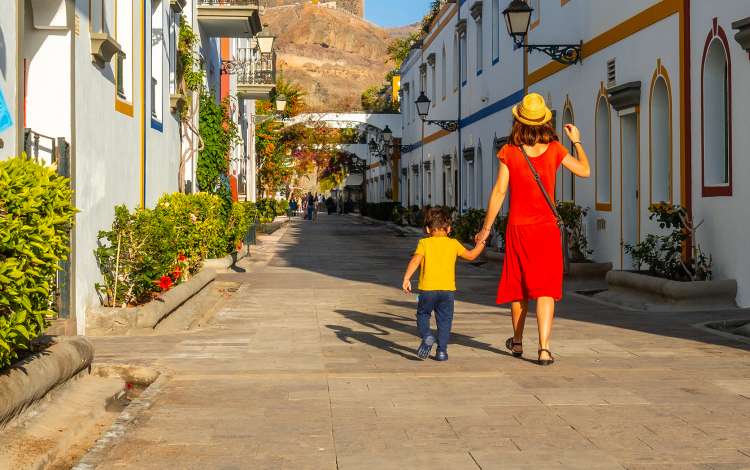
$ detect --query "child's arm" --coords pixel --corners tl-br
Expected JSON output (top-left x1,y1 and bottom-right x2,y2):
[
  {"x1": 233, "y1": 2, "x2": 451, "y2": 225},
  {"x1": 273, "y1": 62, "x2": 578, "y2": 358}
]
[
  {"x1": 402, "y1": 254, "x2": 423, "y2": 293},
  {"x1": 459, "y1": 240, "x2": 486, "y2": 261}
]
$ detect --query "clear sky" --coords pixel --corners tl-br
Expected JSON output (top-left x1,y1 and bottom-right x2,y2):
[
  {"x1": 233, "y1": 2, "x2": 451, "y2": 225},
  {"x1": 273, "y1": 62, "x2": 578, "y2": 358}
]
[{"x1": 365, "y1": 0, "x2": 433, "y2": 28}]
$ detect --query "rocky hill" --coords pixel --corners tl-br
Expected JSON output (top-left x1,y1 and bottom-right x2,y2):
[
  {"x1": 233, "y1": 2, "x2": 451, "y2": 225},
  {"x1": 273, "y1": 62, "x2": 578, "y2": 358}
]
[{"x1": 261, "y1": 3, "x2": 415, "y2": 112}]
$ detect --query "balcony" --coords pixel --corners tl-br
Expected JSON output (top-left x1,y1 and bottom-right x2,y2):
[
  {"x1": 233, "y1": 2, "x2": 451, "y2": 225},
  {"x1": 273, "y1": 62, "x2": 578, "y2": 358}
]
[
  {"x1": 197, "y1": 0, "x2": 261, "y2": 38},
  {"x1": 226, "y1": 48, "x2": 276, "y2": 99}
]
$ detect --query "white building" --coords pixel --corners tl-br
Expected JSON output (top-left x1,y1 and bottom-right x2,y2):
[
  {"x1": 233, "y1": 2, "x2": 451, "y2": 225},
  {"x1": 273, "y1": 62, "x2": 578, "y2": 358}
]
[
  {"x1": 399, "y1": 0, "x2": 750, "y2": 307},
  {"x1": 0, "y1": 0, "x2": 272, "y2": 333}
]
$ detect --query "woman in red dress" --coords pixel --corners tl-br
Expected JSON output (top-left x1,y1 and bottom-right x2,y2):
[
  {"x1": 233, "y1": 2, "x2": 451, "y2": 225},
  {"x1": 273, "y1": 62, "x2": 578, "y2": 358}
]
[{"x1": 475, "y1": 93, "x2": 591, "y2": 365}]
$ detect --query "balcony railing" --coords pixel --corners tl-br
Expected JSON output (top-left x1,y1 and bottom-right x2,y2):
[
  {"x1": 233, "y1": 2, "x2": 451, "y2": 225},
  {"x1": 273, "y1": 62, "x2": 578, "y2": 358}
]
[
  {"x1": 197, "y1": 0, "x2": 259, "y2": 6},
  {"x1": 224, "y1": 48, "x2": 276, "y2": 97}
]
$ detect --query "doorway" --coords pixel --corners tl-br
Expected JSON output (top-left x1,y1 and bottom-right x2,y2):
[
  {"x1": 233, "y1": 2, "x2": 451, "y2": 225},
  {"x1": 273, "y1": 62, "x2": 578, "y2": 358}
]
[{"x1": 620, "y1": 111, "x2": 640, "y2": 269}]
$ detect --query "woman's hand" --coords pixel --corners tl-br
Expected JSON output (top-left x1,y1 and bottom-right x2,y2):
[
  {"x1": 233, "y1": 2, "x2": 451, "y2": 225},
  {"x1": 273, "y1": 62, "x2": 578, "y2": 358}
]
[
  {"x1": 474, "y1": 227, "x2": 491, "y2": 244},
  {"x1": 564, "y1": 124, "x2": 581, "y2": 143}
]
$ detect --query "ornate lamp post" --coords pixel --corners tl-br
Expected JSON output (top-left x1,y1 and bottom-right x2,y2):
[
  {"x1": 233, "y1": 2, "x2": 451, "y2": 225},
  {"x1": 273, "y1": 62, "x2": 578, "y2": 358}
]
[
  {"x1": 414, "y1": 92, "x2": 459, "y2": 132},
  {"x1": 502, "y1": 0, "x2": 582, "y2": 65}
]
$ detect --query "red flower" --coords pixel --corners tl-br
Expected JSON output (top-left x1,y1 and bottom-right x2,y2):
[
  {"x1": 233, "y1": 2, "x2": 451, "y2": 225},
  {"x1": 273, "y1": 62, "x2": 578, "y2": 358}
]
[
  {"x1": 177, "y1": 253, "x2": 187, "y2": 262},
  {"x1": 159, "y1": 275, "x2": 173, "y2": 291},
  {"x1": 172, "y1": 266, "x2": 182, "y2": 280}
]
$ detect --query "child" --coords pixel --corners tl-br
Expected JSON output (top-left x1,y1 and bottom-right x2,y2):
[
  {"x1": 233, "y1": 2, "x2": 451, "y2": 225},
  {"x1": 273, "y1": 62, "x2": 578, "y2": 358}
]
[{"x1": 402, "y1": 208, "x2": 486, "y2": 361}]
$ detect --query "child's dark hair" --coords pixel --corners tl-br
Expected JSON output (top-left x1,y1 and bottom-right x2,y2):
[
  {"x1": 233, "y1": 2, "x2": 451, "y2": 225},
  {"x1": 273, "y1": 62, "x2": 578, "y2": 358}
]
[{"x1": 424, "y1": 207, "x2": 452, "y2": 231}]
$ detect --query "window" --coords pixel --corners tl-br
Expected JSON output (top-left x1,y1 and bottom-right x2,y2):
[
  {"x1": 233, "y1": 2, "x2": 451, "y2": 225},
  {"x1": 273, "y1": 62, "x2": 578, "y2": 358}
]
[
  {"x1": 151, "y1": 0, "x2": 164, "y2": 126},
  {"x1": 491, "y1": 0, "x2": 500, "y2": 64},
  {"x1": 476, "y1": 143, "x2": 483, "y2": 208},
  {"x1": 559, "y1": 104, "x2": 575, "y2": 201},
  {"x1": 430, "y1": 62, "x2": 436, "y2": 107},
  {"x1": 453, "y1": 34, "x2": 460, "y2": 92},
  {"x1": 115, "y1": 0, "x2": 134, "y2": 109},
  {"x1": 649, "y1": 69, "x2": 672, "y2": 204},
  {"x1": 595, "y1": 93, "x2": 612, "y2": 210},
  {"x1": 441, "y1": 45, "x2": 447, "y2": 99},
  {"x1": 701, "y1": 21, "x2": 732, "y2": 197},
  {"x1": 475, "y1": 18, "x2": 483, "y2": 75},
  {"x1": 168, "y1": 6, "x2": 177, "y2": 94},
  {"x1": 460, "y1": 33, "x2": 467, "y2": 86}
]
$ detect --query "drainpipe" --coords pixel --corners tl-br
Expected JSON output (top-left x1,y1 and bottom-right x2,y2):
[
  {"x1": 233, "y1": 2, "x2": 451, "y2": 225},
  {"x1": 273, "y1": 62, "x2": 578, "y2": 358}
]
[{"x1": 457, "y1": 3, "x2": 463, "y2": 215}]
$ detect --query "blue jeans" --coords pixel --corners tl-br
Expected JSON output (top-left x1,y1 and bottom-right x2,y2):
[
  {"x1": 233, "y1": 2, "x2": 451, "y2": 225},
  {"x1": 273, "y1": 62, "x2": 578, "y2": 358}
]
[{"x1": 416, "y1": 291, "x2": 455, "y2": 352}]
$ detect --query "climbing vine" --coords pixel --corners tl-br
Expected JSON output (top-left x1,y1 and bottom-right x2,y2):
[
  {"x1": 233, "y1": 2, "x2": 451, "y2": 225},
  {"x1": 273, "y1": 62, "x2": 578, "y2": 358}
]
[{"x1": 197, "y1": 92, "x2": 239, "y2": 212}]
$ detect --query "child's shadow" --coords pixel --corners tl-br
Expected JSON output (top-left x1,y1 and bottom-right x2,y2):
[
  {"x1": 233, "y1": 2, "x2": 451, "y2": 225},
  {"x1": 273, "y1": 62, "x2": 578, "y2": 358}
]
[{"x1": 327, "y1": 309, "x2": 514, "y2": 360}]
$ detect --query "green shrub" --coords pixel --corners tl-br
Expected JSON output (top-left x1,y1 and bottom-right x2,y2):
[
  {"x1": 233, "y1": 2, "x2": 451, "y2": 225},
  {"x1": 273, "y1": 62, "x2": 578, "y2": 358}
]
[
  {"x1": 256, "y1": 198, "x2": 285, "y2": 223},
  {"x1": 0, "y1": 156, "x2": 76, "y2": 368},
  {"x1": 95, "y1": 193, "x2": 256, "y2": 307},
  {"x1": 453, "y1": 209, "x2": 487, "y2": 243},
  {"x1": 557, "y1": 202, "x2": 592, "y2": 261},
  {"x1": 625, "y1": 203, "x2": 712, "y2": 281}
]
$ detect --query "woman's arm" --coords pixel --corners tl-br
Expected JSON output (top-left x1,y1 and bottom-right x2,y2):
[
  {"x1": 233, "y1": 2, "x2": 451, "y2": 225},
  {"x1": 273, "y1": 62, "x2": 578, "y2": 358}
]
[
  {"x1": 561, "y1": 124, "x2": 591, "y2": 178},
  {"x1": 475, "y1": 161, "x2": 510, "y2": 244}
]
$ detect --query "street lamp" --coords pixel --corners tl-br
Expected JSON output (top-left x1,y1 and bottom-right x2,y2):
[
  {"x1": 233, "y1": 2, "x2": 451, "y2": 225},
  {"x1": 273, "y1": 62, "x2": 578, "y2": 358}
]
[
  {"x1": 275, "y1": 94, "x2": 287, "y2": 113},
  {"x1": 256, "y1": 30, "x2": 276, "y2": 54},
  {"x1": 382, "y1": 125, "x2": 393, "y2": 144},
  {"x1": 414, "y1": 92, "x2": 459, "y2": 132},
  {"x1": 502, "y1": 0, "x2": 582, "y2": 65}
]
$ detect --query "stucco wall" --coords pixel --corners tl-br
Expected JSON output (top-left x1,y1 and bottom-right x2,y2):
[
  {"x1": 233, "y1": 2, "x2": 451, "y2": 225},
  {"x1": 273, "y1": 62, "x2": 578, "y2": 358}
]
[
  {"x1": 690, "y1": 2, "x2": 750, "y2": 307},
  {"x1": 0, "y1": 4, "x2": 19, "y2": 160}
]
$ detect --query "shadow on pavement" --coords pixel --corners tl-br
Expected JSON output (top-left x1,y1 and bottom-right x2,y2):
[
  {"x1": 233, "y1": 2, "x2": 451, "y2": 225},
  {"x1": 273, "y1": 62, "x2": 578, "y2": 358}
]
[
  {"x1": 329, "y1": 309, "x2": 514, "y2": 359},
  {"x1": 270, "y1": 215, "x2": 750, "y2": 353}
]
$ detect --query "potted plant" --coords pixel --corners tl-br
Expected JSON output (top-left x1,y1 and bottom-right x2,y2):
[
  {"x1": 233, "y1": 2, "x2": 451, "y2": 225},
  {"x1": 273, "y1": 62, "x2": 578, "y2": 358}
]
[
  {"x1": 597, "y1": 203, "x2": 737, "y2": 311},
  {"x1": 557, "y1": 202, "x2": 612, "y2": 278}
]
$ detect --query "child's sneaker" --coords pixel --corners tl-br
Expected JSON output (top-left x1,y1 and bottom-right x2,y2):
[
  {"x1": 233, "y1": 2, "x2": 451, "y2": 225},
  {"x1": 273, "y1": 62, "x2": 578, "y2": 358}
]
[
  {"x1": 417, "y1": 335, "x2": 436, "y2": 359},
  {"x1": 435, "y1": 351, "x2": 449, "y2": 361}
]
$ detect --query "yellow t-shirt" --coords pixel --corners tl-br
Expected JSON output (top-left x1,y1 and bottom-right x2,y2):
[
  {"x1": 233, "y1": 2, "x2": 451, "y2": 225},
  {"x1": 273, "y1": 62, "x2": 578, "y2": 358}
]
[{"x1": 415, "y1": 236, "x2": 467, "y2": 291}]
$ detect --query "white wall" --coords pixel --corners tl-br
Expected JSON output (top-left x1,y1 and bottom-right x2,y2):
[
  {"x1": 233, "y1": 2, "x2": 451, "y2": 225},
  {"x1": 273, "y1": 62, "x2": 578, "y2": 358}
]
[
  {"x1": 690, "y1": 2, "x2": 750, "y2": 306},
  {"x1": 0, "y1": 3, "x2": 19, "y2": 159}
]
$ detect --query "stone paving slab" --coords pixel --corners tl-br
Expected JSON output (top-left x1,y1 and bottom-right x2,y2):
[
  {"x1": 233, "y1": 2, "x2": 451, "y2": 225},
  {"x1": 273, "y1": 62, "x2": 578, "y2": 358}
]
[{"x1": 86, "y1": 215, "x2": 750, "y2": 469}]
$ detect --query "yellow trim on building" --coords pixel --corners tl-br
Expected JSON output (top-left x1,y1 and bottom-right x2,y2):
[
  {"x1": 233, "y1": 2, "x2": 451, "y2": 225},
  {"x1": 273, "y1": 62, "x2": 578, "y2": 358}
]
[
  {"x1": 595, "y1": 82, "x2": 612, "y2": 212},
  {"x1": 139, "y1": 1, "x2": 145, "y2": 207},
  {"x1": 648, "y1": 58, "x2": 674, "y2": 205},
  {"x1": 527, "y1": 0, "x2": 682, "y2": 86},
  {"x1": 423, "y1": 3, "x2": 458, "y2": 50}
]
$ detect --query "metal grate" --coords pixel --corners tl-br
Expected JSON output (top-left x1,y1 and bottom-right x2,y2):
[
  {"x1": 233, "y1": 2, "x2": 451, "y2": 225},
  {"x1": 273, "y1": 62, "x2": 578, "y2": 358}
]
[{"x1": 607, "y1": 59, "x2": 616, "y2": 87}]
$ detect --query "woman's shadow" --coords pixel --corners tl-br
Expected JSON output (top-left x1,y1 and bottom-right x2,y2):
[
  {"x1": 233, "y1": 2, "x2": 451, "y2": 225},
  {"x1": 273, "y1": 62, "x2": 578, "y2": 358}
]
[{"x1": 327, "y1": 307, "x2": 519, "y2": 361}]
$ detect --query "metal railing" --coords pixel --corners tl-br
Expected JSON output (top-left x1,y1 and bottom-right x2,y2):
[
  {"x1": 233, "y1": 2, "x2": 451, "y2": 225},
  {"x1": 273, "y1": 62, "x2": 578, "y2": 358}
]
[
  {"x1": 197, "y1": 0, "x2": 260, "y2": 6},
  {"x1": 227, "y1": 48, "x2": 276, "y2": 87},
  {"x1": 23, "y1": 129, "x2": 72, "y2": 320}
]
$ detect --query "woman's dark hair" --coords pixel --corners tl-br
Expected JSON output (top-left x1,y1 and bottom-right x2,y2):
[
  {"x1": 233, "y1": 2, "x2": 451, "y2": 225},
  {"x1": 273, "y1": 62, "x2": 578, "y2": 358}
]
[
  {"x1": 424, "y1": 207, "x2": 452, "y2": 231},
  {"x1": 508, "y1": 119, "x2": 559, "y2": 146}
]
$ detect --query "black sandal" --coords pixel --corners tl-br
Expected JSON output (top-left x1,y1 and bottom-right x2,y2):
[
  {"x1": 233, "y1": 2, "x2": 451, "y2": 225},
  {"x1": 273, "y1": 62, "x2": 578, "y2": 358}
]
[
  {"x1": 537, "y1": 349, "x2": 555, "y2": 366},
  {"x1": 505, "y1": 337, "x2": 523, "y2": 358}
]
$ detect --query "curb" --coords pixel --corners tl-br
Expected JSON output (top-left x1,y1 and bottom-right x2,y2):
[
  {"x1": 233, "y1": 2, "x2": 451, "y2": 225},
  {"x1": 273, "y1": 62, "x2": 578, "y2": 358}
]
[
  {"x1": 0, "y1": 337, "x2": 94, "y2": 428},
  {"x1": 72, "y1": 372, "x2": 168, "y2": 470}
]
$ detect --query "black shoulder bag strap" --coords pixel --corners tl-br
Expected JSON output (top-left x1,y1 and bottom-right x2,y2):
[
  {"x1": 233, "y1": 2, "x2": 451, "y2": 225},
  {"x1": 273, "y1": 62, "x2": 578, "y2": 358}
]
[{"x1": 518, "y1": 145, "x2": 570, "y2": 273}]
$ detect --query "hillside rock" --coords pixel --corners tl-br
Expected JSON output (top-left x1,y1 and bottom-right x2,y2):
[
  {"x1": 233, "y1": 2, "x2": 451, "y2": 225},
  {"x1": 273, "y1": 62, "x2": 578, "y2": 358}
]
[{"x1": 262, "y1": 3, "x2": 415, "y2": 112}]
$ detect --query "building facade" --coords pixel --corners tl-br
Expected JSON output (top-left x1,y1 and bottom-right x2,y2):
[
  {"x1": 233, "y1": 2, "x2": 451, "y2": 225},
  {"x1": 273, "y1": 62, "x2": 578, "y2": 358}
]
[
  {"x1": 0, "y1": 0, "x2": 273, "y2": 333},
  {"x1": 398, "y1": 0, "x2": 750, "y2": 307}
]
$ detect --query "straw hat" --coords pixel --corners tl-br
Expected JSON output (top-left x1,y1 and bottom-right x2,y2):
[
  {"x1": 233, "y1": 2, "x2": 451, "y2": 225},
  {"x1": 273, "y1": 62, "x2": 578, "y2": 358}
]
[{"x1": 511, "y1": 93, "x2": 553, "y2": 126}]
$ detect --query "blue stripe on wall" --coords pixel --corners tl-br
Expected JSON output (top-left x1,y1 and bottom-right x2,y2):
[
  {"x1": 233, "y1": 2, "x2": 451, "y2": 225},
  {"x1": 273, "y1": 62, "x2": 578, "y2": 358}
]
[{"x1": 401, "y1": 88, "x2": 524, "y2": 153}]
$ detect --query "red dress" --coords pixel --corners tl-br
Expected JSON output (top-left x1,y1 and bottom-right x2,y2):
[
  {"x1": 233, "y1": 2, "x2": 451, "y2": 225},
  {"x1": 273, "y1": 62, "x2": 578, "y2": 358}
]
[{"x1": 496, "y1": 142, "x2": 567, "y2": 304}]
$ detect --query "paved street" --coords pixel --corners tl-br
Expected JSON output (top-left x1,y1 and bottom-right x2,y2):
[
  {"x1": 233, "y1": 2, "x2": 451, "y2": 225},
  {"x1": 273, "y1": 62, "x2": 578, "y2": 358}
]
[{"x1": 88, "y1": 215, "x2": 750, "y2": 469}]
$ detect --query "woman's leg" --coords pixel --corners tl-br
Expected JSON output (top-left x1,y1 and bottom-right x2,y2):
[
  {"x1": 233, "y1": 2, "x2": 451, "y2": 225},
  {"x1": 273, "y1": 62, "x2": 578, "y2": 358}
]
[
  {"x1": 510, "y1": 301, "x2": 528, "y2": 352},
  {"x1": 536, "y1": 297, "x2": 555, "y2": 360}
]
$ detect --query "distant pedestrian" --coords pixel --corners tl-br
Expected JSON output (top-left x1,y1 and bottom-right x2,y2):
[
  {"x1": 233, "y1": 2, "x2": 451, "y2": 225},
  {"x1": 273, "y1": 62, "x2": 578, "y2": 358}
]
[
  {"x1": 306, "y1": 192, "x2": 315, "y2": 220},
  {"x1": 402, "y1": 208, "x2": 486, "y2": 361},
  {"x1": 289, "y1": 198, "x2": 298, "y2": 218},
  {"x1": 475, "y1": 93, "x2": 591, "y2": 366}
]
